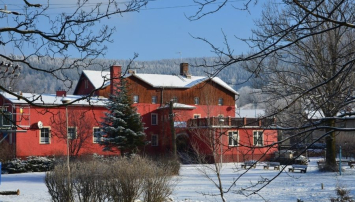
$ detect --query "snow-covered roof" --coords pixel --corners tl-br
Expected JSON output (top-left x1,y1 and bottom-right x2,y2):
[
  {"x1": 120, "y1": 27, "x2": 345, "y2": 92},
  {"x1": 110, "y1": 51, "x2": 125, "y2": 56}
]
[
  {"x1": 83, "y1": 70, "x2": 110, "y2": 89},
  {"x1": 1, "y1": 92, "x2": 107, "y2": 106},
  {"x1": 82, "y1": 70, "x2": 238, "y2": 95},
  {"x1": 131, "y1": 74, "x2": 238, "y2": 95},
  {"x1": 305, "y1": 110, "x2": 325, "y2": 119}
]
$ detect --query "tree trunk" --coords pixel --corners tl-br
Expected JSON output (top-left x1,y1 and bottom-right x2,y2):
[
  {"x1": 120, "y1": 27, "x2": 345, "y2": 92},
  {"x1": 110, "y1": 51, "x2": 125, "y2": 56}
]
[
  {"x1": 169, "y1": 100, "x2": 177, "y2": 158},
  {"x1": 325, "y1": 119, "x2": 337, "y2": 171}
]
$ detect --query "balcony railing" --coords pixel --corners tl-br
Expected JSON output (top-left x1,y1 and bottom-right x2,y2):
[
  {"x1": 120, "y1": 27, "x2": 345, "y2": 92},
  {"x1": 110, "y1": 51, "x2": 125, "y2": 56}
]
[{"x1": 187, "y1": 117, "x2": 275, "y2": 128}]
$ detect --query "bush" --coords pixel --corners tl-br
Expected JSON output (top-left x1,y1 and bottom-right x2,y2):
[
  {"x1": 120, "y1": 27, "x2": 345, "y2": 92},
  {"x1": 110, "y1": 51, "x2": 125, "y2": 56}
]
[
  {"x1": 330, "y1": 186, "x2": 354, "y2": 202},
  {"x1": 45, "y1": 156, "x2": 177, "y2": 202},
  {"x1": 142, "y1": 161, "x2": 176, "y2": 202},
  {"x1": 45, "y1": 163, "x2": 74, "y2": 202},
  {"x1": 2, "y1": 156, "x2": 54, "y2": 174},
  {"x1": 150, "y1": 155, "x2": 181, "y2": 176}
]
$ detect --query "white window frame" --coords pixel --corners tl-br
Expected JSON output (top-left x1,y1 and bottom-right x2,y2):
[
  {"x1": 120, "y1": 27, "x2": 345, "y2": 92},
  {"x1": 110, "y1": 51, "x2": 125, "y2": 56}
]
[
  {"x1": 151, "y1": 113, "x2": 158, "y2": 125},
  {"x1": 228, "y1": 131, "x2": 239, "y2": 146},
  {"x1": 68, "y1": 127, "x2": 77, "y2": 140},
  {"x1": 172, "y1": 96, "x2": 178, "y2": 103},
  {"x1": 253, "y1": 131, "x2": 263, "y2": 146},
  {"x1": 152, "y1": 96, "x2": 157, "y2": 104},
  {"x1": 218, "y1": 98, "x2": 223, "y2": 106},
  {"x1": 151, "y1": 134, "x2": 158, "y2": 146},
  {"x1": 194, "y1": 97, "x2": 200, "y2": 105},
  {"x1": 133, "y1": 95, "x2": 139, "y2": 103},
  {"x1": 93, "y1": 127, "x2": 102, "y2": 143},
  {"x1": 193, "y1": 114, "x2": 201, "y2": 119},
  {"x1": 40, "y1": 127, "x2": 51, "y2": 144}
]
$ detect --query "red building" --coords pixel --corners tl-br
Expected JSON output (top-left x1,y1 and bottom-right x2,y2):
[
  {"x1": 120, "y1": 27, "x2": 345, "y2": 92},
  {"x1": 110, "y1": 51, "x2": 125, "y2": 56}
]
[
  {"x1": 0, "y1": 91, "x2": 117, "y2": 158},
  {"x1": 0, "y1": 63, "x2": 278, "y2": 162}
]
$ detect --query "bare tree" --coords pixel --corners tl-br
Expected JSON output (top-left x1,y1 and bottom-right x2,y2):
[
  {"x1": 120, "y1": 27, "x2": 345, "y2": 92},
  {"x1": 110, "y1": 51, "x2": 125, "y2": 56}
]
[
  {"x1": 50, "y1": 109, "x2": 96, "y2": 157},
  {"x1": 0, "y1": 0, "x2": 148, "y2": 105},
  {"x1": 189, "y1": 0, "x2": 355, "y2": 170},
  {"x1": 252, "y1": 0, "x2": 355, "y2": 170}
]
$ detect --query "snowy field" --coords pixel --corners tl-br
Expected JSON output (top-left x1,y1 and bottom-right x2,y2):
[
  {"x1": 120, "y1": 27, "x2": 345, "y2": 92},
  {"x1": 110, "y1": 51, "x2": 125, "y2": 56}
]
[{"x1": 1, "y1": 157, "x2": 355, "y2": 202}]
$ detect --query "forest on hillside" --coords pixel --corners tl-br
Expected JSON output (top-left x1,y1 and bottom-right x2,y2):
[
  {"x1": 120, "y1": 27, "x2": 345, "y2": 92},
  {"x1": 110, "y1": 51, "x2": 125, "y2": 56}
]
[{"x1": 3, "y1": 57, "x2": 253, "y2": 95}]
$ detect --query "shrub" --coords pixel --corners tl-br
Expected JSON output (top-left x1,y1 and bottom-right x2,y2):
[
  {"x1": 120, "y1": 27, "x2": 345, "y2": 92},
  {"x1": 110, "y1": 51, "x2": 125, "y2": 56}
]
[
  {"x1": 142, "y1": 160, "x2": 176, "y2": 202},
  {"x1": 150, "y1": 155, "x2": 181, "y2": 176},
  {"x1": 2, "y1": 156, "x2": 54, "y2": 174},
  {"x1": 107, "y1": 157, "x2": 145, "y2": 202},
  {"x1": 45, "y1": 163, "x2": 74, "y2": 202},
  {"x1": 330, "y1": 186, "x2": 354, "y2": 202},
  {"x1": 45, "y1": 156, "x2": 177, "y2": 202},
  {"x1": 71, "y1": 161, "x2": 110, "y2": 202}
]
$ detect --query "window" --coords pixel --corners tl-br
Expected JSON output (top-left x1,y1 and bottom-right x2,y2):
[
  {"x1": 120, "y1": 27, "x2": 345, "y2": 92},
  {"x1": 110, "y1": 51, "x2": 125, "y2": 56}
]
[
  {"x1": 218, "y1": 98, "x2": 223, "y2": 105},
  {"x1": 84, "y1": 80, "x2": 88, "y2": 89},
  {"x1": 228, "y1": 131, "x2": 238, "y2": 146},
  {"x1": 151, "y1": 134, "x2": 158, "y2": 146},
  {"x1": 151, "y1": 113, "x2": 158, "y2": 125},
  {"x1": 68, "y1": 127, "x2": 77, "y2": 139},
  {"x1": 253, "y1": 131, "x2": 263, "y2": 146},
  {"x1": 193, "y1": 114, "x2": 201, "y2": 119},
  {"x1": 172, "y1": 96, "x2": 178, "y2": 103},
  {"x1": 152, "y1": 96, "x2": 157, "y2": 104},
  {"x1": 93, "y1": 127, "x2": 102, "y2": 143},
  {"x1": 2, "y1": 111, "x2": 12, "y2": 126},
  {"x1": 194, "y1": 97, "x2": 200, "y2": 105},
  {"x1": 40, "y1": 127, "x2": 50, "y2": 144},
  {"x1": 133, "y1": 95, "x2": 139, "y2": 103}
]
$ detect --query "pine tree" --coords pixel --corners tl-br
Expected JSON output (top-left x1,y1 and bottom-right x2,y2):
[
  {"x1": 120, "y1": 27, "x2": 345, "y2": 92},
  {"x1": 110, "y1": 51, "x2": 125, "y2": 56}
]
[{"x1": 101, "y1": 80, "x2": 145, "y2": 156}]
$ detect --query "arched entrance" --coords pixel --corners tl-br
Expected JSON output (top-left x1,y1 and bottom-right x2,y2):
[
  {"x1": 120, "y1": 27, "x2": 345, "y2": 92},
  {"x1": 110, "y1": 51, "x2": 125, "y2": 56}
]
[{"x1": 176, "y1": 133, "x2": 196, "y2": 164}]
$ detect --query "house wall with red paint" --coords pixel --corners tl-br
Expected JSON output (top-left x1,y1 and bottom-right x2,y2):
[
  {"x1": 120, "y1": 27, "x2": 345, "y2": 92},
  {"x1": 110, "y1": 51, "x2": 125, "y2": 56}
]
[{"x1": 0, "y1": 93, "x2": 119, "y2": 159}]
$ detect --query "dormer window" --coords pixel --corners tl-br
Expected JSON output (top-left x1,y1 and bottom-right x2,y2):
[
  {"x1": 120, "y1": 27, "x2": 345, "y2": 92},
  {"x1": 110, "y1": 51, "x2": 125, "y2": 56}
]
[{"x1": 133, "y1": 95, "x2": 139, "y2": 103}]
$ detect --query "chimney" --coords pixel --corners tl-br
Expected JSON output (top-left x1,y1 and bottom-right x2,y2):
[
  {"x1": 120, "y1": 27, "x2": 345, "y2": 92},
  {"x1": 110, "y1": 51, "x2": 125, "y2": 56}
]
[
  {"x1": 56, "y1": 90, "x2": 66, "y2": 97},
  {"x1": 180, "y1": 63, "x2": 189, "y2": 76},
  {"x1": 128, "y1": 69, "x2": 136, "y2": 74},
  {"x1": 110, "y1": 65, "x2": 121, "y2": 95}
]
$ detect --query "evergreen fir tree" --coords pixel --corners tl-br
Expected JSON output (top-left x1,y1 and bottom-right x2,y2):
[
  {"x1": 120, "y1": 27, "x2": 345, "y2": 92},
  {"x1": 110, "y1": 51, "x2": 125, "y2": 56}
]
[{"x1": 100, "y1": 79, "x2": 145, "y2": 156}]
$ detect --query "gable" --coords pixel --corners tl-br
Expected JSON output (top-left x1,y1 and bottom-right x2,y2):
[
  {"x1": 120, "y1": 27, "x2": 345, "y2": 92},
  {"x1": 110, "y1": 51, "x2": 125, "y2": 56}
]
[{"x1": 74, "y1": 70, "x2": 110, "y2": 95}]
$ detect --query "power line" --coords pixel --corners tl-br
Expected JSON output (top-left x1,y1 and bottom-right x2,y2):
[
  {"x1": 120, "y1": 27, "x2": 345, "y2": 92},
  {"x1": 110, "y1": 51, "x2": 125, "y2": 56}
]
[{"x1": 2, "y1": 0, "x2": 250, "y2": 13}]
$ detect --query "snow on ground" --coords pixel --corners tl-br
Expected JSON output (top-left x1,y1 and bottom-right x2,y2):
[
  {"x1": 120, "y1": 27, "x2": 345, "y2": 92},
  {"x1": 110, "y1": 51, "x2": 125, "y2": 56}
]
[{"x1": 0, "y1": 157, "x2": 355, "y2": 202}]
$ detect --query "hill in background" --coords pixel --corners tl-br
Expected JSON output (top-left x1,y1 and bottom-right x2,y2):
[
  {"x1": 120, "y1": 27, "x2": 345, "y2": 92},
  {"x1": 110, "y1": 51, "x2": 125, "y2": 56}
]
[{"x1": 10, "y1": 57, "x2": 252, "y2": 94}]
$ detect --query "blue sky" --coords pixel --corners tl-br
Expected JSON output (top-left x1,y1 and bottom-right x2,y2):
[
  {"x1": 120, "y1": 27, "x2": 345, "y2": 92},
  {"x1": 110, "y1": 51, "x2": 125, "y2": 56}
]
[
  {"x1": 1, "y1": 0, "x2": 264, "y2": 61},
  {"x1": 107, "y1": 0, "x2": 263, "y2": 61}
]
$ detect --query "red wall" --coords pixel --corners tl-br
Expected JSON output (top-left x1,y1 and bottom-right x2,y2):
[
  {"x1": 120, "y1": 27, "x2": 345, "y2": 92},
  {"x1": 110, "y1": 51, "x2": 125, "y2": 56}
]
[
  {"x1": 188, "y1": 127, "x2": 278, "y2": 163},
  {"x1": 11, "y1": 104, "x2": 118, "y2": 158}
]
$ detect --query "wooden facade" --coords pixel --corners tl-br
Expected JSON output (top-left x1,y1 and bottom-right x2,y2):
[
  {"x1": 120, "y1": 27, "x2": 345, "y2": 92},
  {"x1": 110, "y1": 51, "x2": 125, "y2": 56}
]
[{"x1": 72, "y1": 64, "x2": 278, "y2": 162}]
